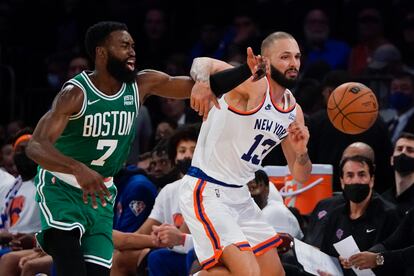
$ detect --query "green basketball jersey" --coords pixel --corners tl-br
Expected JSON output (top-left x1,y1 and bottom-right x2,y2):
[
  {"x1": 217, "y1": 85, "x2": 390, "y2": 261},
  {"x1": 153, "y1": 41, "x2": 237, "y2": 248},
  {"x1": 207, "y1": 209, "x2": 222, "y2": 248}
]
[{"x1": 54, "y1": 71, "x2": 139, "y2": 177}]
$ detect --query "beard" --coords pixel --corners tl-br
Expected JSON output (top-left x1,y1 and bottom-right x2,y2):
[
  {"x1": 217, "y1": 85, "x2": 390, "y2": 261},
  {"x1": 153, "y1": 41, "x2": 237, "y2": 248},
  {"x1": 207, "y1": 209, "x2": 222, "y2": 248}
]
[
  {"x1": 269, "y1": 64, "x2": 298, "y2": 89},
  {"x1": 106, "y1": 52, "x2": 136, "y2": 83}
]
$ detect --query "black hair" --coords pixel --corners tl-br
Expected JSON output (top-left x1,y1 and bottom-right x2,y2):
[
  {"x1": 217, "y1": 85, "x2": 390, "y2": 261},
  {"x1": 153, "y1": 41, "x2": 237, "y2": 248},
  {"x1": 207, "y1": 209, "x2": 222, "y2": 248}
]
[
  {"x1": 167, "y1": 124, "x2": 200, "y2": 162},
  {"x1": 152, "y1": 138, "x2": 169, "y2": 157},
  {"x1": 339, "y1": 155, "x2": 375, "y2": 178},
  {"x1": 396, "y1": 132, "x2": 414, "y2": 143},
  {"x1": 84, "y1": 21, "x2": 128, "y2": 61},
  {"x1": 254, "y1": 170, "x2": 269, "y2": 187}
]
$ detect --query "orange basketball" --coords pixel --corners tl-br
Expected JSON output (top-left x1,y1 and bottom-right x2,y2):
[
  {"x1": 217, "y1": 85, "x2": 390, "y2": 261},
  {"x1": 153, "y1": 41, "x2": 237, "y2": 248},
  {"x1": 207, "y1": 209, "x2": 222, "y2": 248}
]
[{"x1": 327, "y1": 82, "x2": 378, "y2": 134}]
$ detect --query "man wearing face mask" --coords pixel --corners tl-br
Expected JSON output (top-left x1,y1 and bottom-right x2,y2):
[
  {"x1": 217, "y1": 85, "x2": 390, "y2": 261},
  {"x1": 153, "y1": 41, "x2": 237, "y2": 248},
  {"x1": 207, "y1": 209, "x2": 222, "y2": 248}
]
[
  {"x1": 385, "y1": 73, "x2": 414, "y2": 144},
  {"x1": 319, "y1": 155, "x2": 400, "y2": 276},
  {"x1": 111, "y1": 124, "x2": 199, "y2": 276},
  {"x1": 382, "y1": 132, "x2": 414, "y2": 216}
]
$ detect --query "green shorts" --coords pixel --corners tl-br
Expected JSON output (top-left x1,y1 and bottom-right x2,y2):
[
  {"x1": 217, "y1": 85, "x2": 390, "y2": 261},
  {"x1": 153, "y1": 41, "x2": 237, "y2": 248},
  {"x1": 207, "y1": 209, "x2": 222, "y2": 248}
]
[{"x1": 34, "y1": 168, "x2": 117, "y2": 268}]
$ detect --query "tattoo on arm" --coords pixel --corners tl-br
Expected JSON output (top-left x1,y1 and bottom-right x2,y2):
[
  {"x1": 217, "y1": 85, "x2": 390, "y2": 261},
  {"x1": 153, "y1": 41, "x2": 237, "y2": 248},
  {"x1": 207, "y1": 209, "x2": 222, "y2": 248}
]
[{"x1": 296, "y1": 152, "x2": 310, "y2": 166}]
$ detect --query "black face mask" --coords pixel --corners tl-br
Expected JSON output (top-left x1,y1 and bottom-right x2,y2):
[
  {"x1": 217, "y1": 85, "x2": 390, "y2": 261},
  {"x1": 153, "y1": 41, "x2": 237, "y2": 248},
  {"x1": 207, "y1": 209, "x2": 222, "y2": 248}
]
[
  {"x1": 149, "y1": 169, "x2": 180, "y2": 189},
  {"x1": 393, "y1": 154, "x2": 414, "y2": 176},
  {"x1": 269, "y1": 64, "x2": 298, "y2": 89},
  {"x1": 343, "y1": 183, "x2": 370, "y2": 203},
  {"x1": 13, "y1": 152, "x2": 37, "y2": 181},
  {"x1": 106, "y1": 52, "x2": 136, "y2": 83},
  {"x1": 176, "y1": 158, "x2": 192, "y2": 175}
]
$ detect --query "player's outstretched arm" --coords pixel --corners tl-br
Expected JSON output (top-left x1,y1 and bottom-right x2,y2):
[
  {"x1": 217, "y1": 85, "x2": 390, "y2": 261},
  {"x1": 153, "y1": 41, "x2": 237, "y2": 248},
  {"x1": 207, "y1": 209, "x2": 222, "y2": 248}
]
[
  {"x1": 281, "y1": 105, "x2": 312, "y2": 183},
  {"x1": 26, "y1": 85, "x2": 110, "y2": 208},
  {"x1": 136, "y1": 70, "x2": 194, "y2": 103}
]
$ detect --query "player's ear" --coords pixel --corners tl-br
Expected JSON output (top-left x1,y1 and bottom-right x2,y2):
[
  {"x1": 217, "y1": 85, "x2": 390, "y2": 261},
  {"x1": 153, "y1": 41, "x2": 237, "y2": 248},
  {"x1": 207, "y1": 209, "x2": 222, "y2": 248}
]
[{"x1": 96, "y1": 46, "x2": 106, "y2": 59}]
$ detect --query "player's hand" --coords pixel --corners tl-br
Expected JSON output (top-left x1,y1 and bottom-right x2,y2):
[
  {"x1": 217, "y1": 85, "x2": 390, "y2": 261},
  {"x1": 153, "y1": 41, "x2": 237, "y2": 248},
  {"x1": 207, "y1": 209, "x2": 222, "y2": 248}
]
[
  {"x1": 73, "y1": 163, "x2": 111, "y2": 209},
  {"x1": 190, "y1": 81, "x2": 220, "y2": 121},
  {"x1": 152, "y1": 223, "x2": 183, "y2": 248},
  {"x1": 287, "y1": 121, "x2": 309, "y2": 155},
  {"x1": 348, "y1": 252, "x2": 378, "y2": 269},
  {"x1": 246, "y1": 47, "x2": 266, "y2": 81}
]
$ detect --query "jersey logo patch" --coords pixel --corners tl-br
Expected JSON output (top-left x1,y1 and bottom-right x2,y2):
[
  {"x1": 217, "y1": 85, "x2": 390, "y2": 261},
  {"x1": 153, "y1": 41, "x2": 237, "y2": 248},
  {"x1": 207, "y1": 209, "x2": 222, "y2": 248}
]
[
  {"x1": 129, "y1": 200, "x2": 146, "y2": 216},
  {"x1": 173, "y1": 213, "x2": 184, "y2": 228},
  {"x1": 265, "y1": 104, "x2": 272, "y2": 110},
  {"x1": 318, "y1": 210, "x2": 327, "y2": 220},
  {"x1": 124, "y1": 95, "x2": 134, "y2": 106},
  {"x1": 10, "y1": 196, "x2": 25, "y2": 227},
  {"x1": 87, "y1": 99, "x2": 100, "y2": 105},
  {"x1": 288, "y1": 113, "x2": 296, "y2": 121}
]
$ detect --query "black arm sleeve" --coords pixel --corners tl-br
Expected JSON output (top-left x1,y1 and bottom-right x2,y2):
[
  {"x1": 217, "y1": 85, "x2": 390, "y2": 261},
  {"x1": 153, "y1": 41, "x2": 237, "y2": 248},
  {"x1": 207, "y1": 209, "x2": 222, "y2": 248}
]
[{"x1": 209, "y1": 63, "x2": 252, "y2": 96}]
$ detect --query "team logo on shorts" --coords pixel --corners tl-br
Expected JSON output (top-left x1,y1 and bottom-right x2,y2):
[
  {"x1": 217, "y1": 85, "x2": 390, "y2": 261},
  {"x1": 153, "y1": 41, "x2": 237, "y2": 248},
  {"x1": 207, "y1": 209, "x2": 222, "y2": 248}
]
[
  {"x1": 129, "y1": 200, "x2": 146, "y2": 216},
  {"x1": 124, "y1": 95, "x2": 134, "y2": 106}
]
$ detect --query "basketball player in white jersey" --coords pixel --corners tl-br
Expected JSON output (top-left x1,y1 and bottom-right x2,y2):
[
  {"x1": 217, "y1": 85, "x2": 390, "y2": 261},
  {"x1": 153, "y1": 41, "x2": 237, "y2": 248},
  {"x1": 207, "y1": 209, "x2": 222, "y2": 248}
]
[{"x1": 180, "y1": 32, "x2": 311, "y2": 275}]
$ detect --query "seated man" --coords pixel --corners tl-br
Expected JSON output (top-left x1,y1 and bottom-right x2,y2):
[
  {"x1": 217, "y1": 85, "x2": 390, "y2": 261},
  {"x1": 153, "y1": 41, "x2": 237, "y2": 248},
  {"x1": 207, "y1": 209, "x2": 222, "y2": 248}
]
[
  {"x1": 304, "y1": 142, "x2": 377, "y2": 248},
  {"x1": 320, "y1": 155, "x2": 400, "y2": 276}
]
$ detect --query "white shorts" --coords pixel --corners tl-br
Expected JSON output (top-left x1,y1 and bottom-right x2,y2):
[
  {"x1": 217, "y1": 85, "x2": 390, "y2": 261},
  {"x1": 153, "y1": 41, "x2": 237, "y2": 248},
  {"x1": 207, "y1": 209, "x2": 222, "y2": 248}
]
[{"x1": 179, "y1": 174, "x2": 281, "y2": 270}]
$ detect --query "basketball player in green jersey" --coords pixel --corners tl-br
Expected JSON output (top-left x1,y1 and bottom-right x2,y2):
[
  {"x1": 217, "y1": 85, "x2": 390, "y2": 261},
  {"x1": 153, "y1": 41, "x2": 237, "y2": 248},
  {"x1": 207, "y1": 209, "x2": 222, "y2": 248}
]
[{"x1": 26, "y1": 21, "x2": 211, "y2": 276}]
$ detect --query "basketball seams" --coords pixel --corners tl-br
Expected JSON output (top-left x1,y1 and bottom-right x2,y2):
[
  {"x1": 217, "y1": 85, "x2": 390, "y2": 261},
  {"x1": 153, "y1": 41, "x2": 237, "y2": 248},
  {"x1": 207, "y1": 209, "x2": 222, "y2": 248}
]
[{"x1": 338, "y1": 91, "x2": 377, "y2": 114}]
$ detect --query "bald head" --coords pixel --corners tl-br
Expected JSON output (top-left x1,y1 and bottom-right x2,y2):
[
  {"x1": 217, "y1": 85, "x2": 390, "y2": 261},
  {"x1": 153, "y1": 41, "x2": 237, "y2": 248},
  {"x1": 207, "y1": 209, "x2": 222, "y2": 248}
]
[
  {"x1": 261, "y1": 31, "x2": 295, "y2": 56},
  {"x1": 341, "y1": 142, "x2": 375, "y2": 163}
]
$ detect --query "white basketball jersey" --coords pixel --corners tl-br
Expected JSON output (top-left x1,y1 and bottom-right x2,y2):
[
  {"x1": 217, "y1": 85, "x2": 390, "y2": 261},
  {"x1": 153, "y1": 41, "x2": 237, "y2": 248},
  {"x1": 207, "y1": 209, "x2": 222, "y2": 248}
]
[{"x1": 192, "y1": 78, "x2": 297, "y2": 186}]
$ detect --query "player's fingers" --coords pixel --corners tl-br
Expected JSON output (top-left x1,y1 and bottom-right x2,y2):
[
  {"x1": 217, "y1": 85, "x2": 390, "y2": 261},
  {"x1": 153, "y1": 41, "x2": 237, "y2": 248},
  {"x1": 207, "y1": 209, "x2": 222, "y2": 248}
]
[
  {"x1": 101, "y1": 183, "x2": 111, "y2": 199},
  {"x1": 212, "y1": 96, "x2": 220, "y2": 109},
  {"x1": 83, "y1": 191, "x2": 88, "y2": 204},
  {"x1": 190, "y1": 96, "x2": 195, "y2": 110},
  {"x1": 247, "y1": 47, "x2": 253, "y2": 57},
  {"x1": 98, "y1": 191, "x2": 107, "y2": 207},
  {"x1": 91, "y1": 193, "x2": 98, "y2": 209},
  {"x1": 193, "y1": 99, "x2": 200, "y2": 113}
]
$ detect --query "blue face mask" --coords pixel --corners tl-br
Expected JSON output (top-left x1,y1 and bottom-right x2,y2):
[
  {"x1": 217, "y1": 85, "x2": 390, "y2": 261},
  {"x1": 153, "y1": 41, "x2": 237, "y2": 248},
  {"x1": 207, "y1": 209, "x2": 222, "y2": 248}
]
[{"x1": 389, "y1": 91, "x2": 413, "y2": 112}]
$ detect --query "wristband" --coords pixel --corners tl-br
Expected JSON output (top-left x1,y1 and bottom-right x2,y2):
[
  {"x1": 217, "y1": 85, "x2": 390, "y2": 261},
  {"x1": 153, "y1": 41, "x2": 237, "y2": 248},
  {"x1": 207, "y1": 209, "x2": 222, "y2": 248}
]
[{"x1": 209, "y1": 63, "x2": 251, "y2": 96}]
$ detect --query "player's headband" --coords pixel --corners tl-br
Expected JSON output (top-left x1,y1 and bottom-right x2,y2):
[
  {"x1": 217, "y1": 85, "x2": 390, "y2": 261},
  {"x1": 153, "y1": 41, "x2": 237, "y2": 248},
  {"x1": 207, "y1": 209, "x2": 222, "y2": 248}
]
[{"x1": 13, "y1": 134, "x2": 32, "y2": 151}]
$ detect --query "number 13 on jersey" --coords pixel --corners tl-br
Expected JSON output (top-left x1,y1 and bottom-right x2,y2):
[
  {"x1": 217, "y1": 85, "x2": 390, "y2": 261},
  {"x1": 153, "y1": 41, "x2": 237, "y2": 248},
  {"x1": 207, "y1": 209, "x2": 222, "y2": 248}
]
[{"x1": 241, "y1": 134, "x2": 276, "y2": 165}]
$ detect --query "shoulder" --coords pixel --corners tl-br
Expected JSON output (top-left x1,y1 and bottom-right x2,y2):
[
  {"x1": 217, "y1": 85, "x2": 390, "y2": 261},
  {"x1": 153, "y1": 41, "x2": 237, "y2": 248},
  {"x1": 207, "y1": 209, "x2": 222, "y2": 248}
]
[{"x1": 50, "y1": 84, "x2": 85, "y2": 116}]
